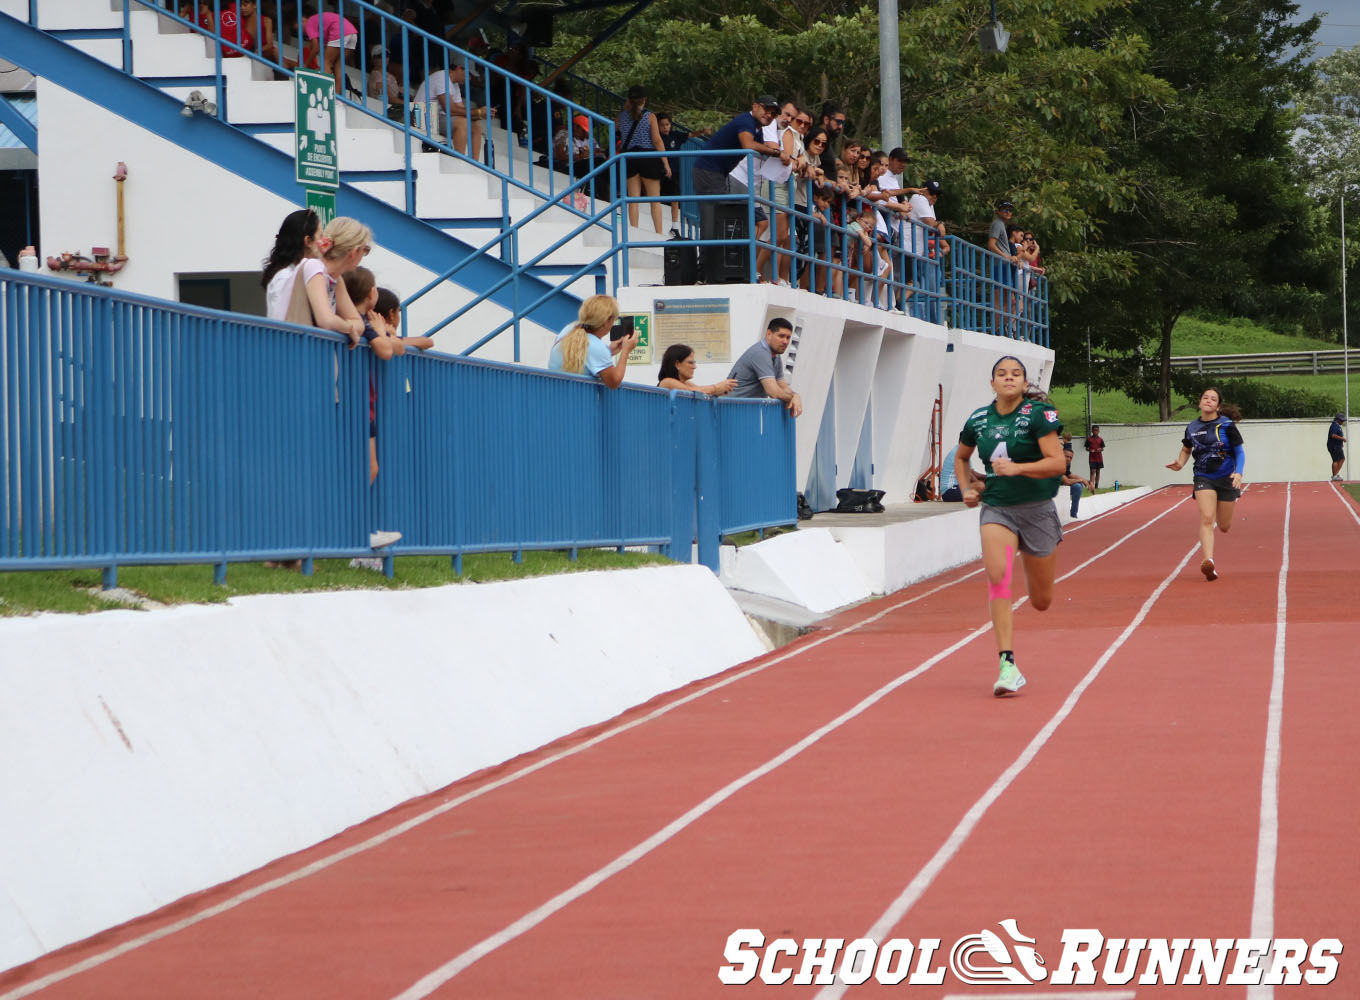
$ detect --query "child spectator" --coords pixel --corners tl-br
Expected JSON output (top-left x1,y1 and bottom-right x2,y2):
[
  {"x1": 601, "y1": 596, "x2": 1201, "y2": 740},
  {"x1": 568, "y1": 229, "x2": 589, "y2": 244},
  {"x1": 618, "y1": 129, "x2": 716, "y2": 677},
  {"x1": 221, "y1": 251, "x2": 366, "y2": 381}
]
[
  {"x1": 303, "y1": 9, "x2": 359, "y2": 97},
  {"x1": 848, "y1": 201, "x2": 890, "y2": 306},
  {"x1": 218, "y1": 1, "x2": 255, "y2": 59},
  {"x1": 807, "y1": 183, "x2": 842, "y2": 297},
  {"x1": 242, "y1": 2, "x2": 277, "y2": 63},
  {"x1": 656, "y1": 113, "x2": 686, "y2": 237},
  {"x1": 341, "y1": 270, "x2": 435, "y2": 487}
]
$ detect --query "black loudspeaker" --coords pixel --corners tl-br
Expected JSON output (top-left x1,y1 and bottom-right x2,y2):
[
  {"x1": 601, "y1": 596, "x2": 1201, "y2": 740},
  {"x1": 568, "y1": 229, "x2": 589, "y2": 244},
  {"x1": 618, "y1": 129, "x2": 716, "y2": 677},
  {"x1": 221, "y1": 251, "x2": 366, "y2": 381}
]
[
  {"x1": 523, "y1": 11, "x2": 554, "y2": 46},
  {"x1": 664, "y1": 243, "x2": 698, "y2": 285},
  {"x1": 701, "y1": 201, "x2": 749, "y2": 284}
]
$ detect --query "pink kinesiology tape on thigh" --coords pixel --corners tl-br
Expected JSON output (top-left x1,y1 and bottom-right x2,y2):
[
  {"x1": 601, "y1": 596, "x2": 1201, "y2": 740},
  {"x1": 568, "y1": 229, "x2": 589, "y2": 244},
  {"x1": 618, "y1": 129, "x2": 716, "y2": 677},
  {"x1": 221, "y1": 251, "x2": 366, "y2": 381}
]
[{"x1": 987, "y1": 544, "x2": 1015, "y2": 600}]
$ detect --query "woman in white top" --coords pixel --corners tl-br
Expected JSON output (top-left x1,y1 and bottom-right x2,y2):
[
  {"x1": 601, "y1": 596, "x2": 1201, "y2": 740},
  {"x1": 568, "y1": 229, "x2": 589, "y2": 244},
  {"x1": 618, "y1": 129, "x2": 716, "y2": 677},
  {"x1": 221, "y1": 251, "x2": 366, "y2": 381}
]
[
  {"x1": 756, "y1": 102, "x2": 804, "y2": 286},
  {"x1": 262, "y1": 210, "x2": 366, "y2": 344}
]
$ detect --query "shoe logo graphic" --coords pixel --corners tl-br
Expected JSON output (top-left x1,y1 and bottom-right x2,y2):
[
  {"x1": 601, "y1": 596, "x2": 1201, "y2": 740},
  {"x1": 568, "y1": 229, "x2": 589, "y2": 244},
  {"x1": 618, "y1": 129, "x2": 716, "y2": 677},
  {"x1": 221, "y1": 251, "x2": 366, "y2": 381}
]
[{"x1": 949, "y1": 918, "x2": 1047, "y2": 985}]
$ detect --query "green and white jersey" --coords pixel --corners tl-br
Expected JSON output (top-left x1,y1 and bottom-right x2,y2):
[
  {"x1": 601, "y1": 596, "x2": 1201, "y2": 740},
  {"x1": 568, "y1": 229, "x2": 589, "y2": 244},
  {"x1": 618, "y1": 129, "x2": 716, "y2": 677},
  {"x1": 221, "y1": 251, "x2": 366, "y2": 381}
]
[{"x1": 959, "y1": 399, "x2": 1063, "y2": 506}]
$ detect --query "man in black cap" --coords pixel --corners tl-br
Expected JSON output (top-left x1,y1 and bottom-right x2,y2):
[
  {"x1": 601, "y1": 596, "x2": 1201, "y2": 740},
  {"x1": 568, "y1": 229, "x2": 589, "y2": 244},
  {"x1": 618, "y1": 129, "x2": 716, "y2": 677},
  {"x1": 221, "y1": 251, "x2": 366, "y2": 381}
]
[
  {"x1": 1328, "y1": 412, "x2": 1346, "y2": 481},
  {"x1": 987, "y1": 199, "x2": 1021, "y2": 331},
  {"x1": 690, "y1": 95, "x2": 785, "y2": 200},
  {"x1": 689, "y1": 95, "x2": 787, "y2": 277}
]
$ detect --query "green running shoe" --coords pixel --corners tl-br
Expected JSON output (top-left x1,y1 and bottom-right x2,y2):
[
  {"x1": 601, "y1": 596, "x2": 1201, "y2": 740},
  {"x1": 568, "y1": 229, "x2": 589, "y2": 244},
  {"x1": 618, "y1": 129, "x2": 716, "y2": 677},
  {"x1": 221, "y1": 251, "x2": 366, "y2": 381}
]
[{"x1": 994, "y1": 658, "x2": 1027, "y2": 696}]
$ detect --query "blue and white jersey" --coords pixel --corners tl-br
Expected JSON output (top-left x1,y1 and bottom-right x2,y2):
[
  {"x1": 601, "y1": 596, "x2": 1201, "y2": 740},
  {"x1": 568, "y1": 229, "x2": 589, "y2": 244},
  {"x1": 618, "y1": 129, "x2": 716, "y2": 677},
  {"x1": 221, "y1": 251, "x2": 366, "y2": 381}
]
[{"x1": 1183, "y1": 415, "x2": 1244, "y2": 479}]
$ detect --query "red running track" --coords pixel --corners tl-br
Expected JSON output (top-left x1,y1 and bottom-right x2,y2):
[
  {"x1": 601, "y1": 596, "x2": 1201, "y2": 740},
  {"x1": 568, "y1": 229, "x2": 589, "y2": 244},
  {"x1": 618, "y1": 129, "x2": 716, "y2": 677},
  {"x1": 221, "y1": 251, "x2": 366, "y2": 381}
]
[{"x1": 3, "y1": 484, "x2": 1358, "y2": 999}]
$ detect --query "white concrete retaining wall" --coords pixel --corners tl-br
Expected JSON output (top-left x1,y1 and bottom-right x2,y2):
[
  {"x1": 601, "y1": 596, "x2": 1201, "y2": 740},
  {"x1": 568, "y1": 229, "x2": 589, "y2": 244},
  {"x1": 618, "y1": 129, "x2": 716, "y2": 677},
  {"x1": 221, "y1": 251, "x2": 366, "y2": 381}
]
[
  {"x1": 0, "y1": 564, "x2": 765, "y2": 973},
  {"x1": 1079, "y1": 420, "x2": 1350, "y2": 488}
]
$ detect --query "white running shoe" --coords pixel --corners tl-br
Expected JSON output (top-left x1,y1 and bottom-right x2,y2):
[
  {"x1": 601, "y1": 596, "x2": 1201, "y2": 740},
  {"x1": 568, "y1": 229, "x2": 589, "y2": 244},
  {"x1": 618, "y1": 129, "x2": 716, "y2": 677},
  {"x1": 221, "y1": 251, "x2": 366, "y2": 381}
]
[
  {"x1": 994, "y1": 658, "x2": 1027, "y2": 696},
  {"x1": 369, "y1": 530, "x2": 402, "y2": 549}
]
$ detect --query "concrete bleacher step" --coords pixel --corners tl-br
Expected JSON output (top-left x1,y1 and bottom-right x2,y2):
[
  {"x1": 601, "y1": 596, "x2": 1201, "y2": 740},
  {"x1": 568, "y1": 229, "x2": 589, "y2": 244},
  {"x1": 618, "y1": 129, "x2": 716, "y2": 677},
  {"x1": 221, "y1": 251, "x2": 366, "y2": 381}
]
[{"x1": 41, "y1": 0, "x2": 661, "y2": 305}]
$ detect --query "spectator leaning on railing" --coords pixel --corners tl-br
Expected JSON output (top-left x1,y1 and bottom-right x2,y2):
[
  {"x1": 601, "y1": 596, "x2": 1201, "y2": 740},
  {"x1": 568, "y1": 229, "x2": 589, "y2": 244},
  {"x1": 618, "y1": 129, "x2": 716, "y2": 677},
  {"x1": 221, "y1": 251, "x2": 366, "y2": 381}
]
[
  {"x1": 548, "y1": 294, "x2": 639, "y2": 389},
  {"x1": 817, "y1": 102, "x2": 846, "y2": 177},
  {"x1": 657, "y1": 345, "x2": 737, "y2": 396},
  {"x1": 262, "y1": 209, "x2": 361, "y2": 346},
  {"x1": 690, "y1": 96, "x2": 783, "y2": 200},
  {"x1": 727, "y1": 317, "x2": 803, "y2": 417}
]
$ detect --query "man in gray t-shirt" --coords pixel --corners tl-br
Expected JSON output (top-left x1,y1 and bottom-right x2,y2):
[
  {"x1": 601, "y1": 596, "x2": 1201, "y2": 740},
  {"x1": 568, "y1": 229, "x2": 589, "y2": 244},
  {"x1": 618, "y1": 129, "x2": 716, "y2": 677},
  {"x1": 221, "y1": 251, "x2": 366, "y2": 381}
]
[{"x1": 727, "y1": 317, "x2": 803, "y2": 416}]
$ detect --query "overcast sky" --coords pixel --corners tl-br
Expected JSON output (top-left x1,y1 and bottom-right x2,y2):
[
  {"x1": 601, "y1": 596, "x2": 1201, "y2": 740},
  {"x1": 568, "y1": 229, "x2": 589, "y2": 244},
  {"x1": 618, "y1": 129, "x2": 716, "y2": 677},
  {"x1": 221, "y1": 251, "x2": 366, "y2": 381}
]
[{"x1": 1292, "y1": 0, "x2": 1356, "y2": 59}]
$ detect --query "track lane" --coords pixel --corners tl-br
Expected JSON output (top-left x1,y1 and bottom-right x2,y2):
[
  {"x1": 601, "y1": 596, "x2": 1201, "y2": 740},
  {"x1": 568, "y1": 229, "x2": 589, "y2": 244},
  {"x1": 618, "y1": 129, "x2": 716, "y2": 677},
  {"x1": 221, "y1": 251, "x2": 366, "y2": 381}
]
[
  {"x1": 397, "y1": 494, "x2": 1204, "y2": 998},
  {"x1": 1266, "y1": 483, "x2": 1360, "y2": 997},
  {"x1": 0, "y1": 491, "x2": 1192, "y2": 999},
  {"x1": 835, "y1": 483, "x2": 1291, "y2": 997}
]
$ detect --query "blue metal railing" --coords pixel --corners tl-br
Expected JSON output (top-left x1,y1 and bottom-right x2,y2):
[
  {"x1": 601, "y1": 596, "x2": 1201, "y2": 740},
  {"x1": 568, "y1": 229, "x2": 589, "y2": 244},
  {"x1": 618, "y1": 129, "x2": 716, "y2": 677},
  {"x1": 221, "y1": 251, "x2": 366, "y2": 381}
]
[
  {"x1": 0, "y1": 272, "x2": 794, "y2": 583},
  {"x1": 17, "y1": 2, "x2": 1049, "y2": 349},
  {"x1": 609, "y1": 150, "x2": 1049, "y2": 344},
  {"x1": 57, "y1": 0, "x2": 620, "y2": 223}
]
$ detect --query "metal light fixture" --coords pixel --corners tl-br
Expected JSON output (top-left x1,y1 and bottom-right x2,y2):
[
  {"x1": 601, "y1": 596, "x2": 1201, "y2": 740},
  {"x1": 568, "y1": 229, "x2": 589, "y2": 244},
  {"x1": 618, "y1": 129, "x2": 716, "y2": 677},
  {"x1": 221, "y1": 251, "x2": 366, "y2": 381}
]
[
  {"x1": 980, "y1": 0, "x2": 1009, "y2": 53},
  {"x1": 181, "y1": 90, "x2": 217, "y2": 117}
]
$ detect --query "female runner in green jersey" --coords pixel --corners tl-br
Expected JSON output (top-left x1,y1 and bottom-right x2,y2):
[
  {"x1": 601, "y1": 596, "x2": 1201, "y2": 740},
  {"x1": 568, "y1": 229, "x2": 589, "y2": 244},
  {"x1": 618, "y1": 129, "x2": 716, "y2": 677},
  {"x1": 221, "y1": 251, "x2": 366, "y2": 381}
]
[{"x1": 954, "y1": 356, "x2": 1067, "y2": 695}]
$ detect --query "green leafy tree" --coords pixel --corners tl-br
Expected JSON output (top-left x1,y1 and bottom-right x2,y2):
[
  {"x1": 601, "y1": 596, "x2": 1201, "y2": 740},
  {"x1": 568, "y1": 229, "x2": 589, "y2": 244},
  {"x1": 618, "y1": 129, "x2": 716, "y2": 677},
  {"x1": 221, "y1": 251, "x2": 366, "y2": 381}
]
[
  {"x1": 1294, "y1": 45, "x2": 1360, "y2": 338},
  {"x1": 544, "y1": 0, "x2": 1165, "y2": 318},
  {"x1": 1055, "y1": 0, "x2": 1321, "y2": 418}
]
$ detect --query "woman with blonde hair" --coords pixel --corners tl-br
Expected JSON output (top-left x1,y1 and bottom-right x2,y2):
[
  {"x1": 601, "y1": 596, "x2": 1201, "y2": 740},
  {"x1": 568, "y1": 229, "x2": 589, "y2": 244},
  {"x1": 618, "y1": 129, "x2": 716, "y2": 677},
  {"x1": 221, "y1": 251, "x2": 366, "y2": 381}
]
[
  {"x1": 547, "y1": 294, "x2": 638, "y2": 388},
  {"x1": 264, "y1": 210, "x2": 365, "y2": 344},
  {"x1": 305, "y1": 216, "x2": 372, "y2": 344}
]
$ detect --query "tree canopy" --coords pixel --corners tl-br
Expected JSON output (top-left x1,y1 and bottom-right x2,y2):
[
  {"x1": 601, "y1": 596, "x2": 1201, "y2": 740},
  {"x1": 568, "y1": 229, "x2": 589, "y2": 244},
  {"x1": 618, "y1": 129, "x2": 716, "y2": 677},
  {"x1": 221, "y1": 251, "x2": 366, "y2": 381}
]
[{"x1": 541, "y1": 0, "x2": 1335, "y2": 417}]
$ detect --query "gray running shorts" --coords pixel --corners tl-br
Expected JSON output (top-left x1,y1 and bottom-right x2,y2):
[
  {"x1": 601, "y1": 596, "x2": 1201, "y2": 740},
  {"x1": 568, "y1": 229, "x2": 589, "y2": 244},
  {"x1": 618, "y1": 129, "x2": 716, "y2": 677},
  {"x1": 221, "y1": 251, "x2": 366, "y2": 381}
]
[{"x1": 979, "y1": 498, "x2": 1063, "y2": 557}]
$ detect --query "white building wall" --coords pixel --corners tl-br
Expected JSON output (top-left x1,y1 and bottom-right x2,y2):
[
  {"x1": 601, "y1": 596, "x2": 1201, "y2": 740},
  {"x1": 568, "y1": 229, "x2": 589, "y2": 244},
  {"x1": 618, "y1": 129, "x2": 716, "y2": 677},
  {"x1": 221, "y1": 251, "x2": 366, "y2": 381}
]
[
  {"x1": 31, "y1": 82, "x2": 552, "y2": 364},
  {"x1": 615, "y1": 286, "x2": 990, "y2": 502}
]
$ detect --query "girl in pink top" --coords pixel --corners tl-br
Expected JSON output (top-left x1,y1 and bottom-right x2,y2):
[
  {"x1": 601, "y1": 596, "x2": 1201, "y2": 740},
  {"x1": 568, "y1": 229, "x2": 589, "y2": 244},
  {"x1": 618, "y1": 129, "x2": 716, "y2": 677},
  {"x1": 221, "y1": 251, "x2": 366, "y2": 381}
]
[{"x1": 303, "y1": 12, "x2": 357, "y2": 96}]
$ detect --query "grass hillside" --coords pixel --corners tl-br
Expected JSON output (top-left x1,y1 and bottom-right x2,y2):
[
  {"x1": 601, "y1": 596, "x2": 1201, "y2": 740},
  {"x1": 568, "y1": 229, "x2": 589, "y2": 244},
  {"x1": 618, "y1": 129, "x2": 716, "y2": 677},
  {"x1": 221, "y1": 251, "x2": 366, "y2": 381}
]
[{"x1": 1050, "y1": 315, "x2": 1358, "y2": 429}]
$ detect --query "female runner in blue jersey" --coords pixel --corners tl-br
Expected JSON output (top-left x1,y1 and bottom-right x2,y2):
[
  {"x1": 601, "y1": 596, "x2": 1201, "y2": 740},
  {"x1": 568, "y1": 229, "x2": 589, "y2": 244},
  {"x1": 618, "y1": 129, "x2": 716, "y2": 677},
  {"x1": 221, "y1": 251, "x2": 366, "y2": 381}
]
[
  {"x1": 955, "y1": 356, "x2": 1067, "y2": 696},
  {"x1": 1165, "y1": 387, "x2": 1245, "y2": 581}
]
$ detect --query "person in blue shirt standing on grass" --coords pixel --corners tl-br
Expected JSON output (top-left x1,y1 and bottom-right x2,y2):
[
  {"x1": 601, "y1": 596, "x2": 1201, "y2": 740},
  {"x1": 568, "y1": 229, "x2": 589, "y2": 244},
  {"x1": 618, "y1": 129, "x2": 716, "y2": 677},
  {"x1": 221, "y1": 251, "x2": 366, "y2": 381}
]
[
  {"x1": 955, "y1": 356, "x2": 1067, "y2": 697},
  {"x1": 1165, "y1": 386, "x2": 1246, "y2": 582}
]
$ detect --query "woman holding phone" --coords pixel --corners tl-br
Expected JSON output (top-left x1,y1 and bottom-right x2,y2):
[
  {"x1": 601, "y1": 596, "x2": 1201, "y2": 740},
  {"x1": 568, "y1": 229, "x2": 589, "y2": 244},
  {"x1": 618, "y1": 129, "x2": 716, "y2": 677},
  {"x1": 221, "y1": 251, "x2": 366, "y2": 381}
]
[{"x1": 547, "y1": 294, "x2": 638, "y2": 389}]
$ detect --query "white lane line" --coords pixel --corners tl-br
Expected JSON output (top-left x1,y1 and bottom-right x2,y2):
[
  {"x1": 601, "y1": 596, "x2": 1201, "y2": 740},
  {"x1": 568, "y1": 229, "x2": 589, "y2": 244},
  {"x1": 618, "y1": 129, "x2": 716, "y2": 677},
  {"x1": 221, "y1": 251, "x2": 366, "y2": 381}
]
[
  {"x1": 814, "y1": 540, "x2": 1200, "y2": 1000},
  {"x1": 0, "y1": 552, "x2": 1001, "y2": 1000},
  {"x1": 388, "y1": 499, "x2": 1191, "y2": 999},
  {"x1": 1329, "y1": 479, "x2": 1360, "y2": 527},
  {"x1": 1248, "y1": 482, "x2": 1292, "y2": 1000},
  {"x1": 5, "y1": 495, "x2": 1185, "y2": 1000}
]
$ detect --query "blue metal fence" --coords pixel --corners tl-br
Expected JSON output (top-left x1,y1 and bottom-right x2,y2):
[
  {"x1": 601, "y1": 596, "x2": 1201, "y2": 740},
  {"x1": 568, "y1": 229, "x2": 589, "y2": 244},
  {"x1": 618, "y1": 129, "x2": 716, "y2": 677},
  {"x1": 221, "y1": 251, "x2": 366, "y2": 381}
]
[{"x1": 0, "y1": 272, "x2": 794, "y2": 583}]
